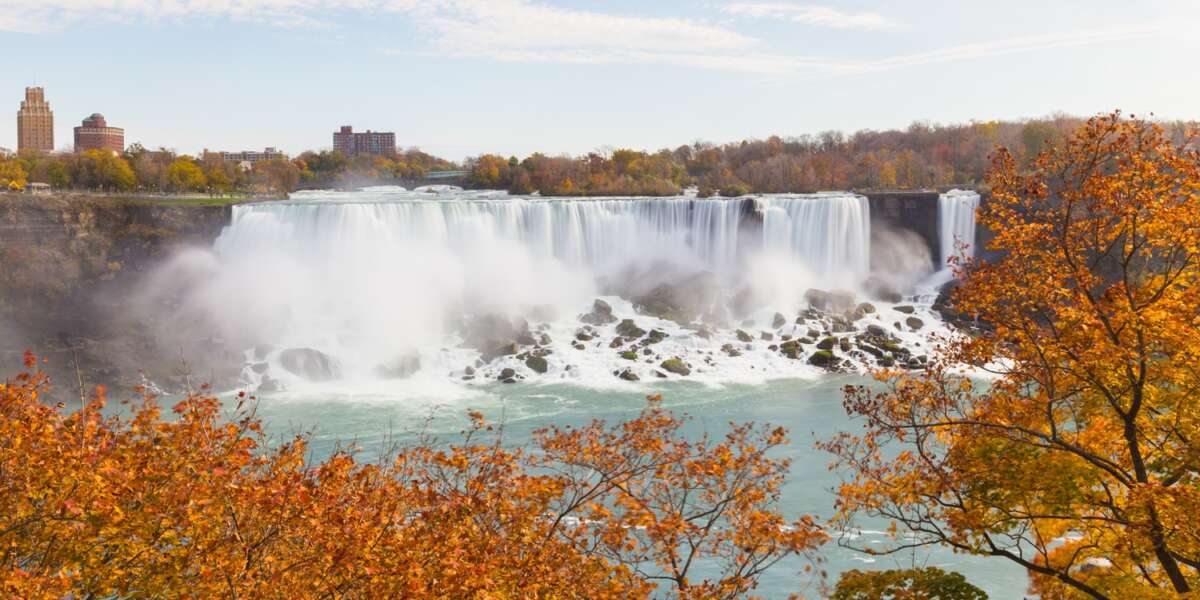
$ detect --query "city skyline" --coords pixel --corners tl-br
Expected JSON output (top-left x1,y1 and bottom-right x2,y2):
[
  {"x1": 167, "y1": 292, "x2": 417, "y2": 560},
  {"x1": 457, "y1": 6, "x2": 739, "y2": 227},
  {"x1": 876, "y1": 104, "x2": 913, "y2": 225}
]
[{"x1": 3, "y1": 1, "x2": 1199, "y2": 160}]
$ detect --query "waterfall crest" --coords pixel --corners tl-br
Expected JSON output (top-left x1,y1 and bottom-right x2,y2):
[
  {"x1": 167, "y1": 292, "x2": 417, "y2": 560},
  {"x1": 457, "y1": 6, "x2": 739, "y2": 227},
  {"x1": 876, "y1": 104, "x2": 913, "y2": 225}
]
[{"x1": 938, "y1": 189, "x2": 981, "y2": 268}]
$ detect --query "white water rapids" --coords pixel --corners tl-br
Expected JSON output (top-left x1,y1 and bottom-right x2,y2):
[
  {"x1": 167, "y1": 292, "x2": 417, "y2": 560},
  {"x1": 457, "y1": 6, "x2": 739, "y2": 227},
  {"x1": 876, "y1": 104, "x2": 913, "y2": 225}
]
[{"x1": 149, "y1": 187, "x2": 976, "y2": 394}]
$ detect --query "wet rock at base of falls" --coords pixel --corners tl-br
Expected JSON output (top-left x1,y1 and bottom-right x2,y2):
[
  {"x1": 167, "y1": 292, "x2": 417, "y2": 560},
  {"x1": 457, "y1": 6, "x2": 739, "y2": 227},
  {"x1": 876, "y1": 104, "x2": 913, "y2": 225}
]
[
  {"x1": 654, "y1": 370, "x2": 668, "y2": 378},
  {"x1": 760, "y1": 331, "x2": 774, "y2": 341},
  {"x1": 735, "y1": 329, "x2": 754, "y2": 343},
  {"x1": 863, "y1": 276, "x2": 903, "y2": 304},
  {"x1": 609, "y1": 336, "x2": 625, "y2": 348},
  {"x1": 866, "y1": 324, "x2": 887, "y2": 337},
  {"x1": 806, "y1": 328, "x2": 820, "y2": 339},
  {"x1": 906, "y1": 316, "x2": 925, "y2": 331},
  {"x1": 779, "y1": 340, "x2": 801, "y2": 359},
  {"x1": 772, "y1": 312, "x2": 787, "y2": 328},
  {"x1": 856, "y1": 302, "x2": 876, "y2": 315},
  {"x1": 691, "y1": 325, "x2": 714, "y2": 340},
  {"x1": 464, "y1": 366, "x2": 476, "y2": 376},
  {"x1": 575, "y1": 330, "x2": 594, "y2": 342},
  {"x1": 525, "y1": 355, "x2": 548, "y2": 374},
  {"x1": 580, "y1": 299, "x2": 618, "y2": 325},
  {"x1": 615, "y1": 319, "x2": 647, "y2": 339},
  {"x1": 617, "y1": 368, "x2": 640, "y2": 382},
  {"x1": 643, "y1": 347, "x2": 654, "y2": 356},
  {"x1": 807, "y1": 350, "x2": 836, "y2": 368},
  {"x1": 516, "y1": 331, "x2": 538, "y2": 346},
  {"x1": 279, "y1": 348, "x2": 342, "y2": 382},
  {"x1": 816, "y1": 337, "x2": 837, "y2": 351},
  {"x1": 632, "y1": 272, "x2": 721, "y2": 324},
  {"x1": 839, "y1": 338, "x2": 852, "y2": 352},
  {"x1": 538, "y1": 333, "x2": 552, "y2": 345},
  {"x1": 660, "y1": 358, "x2": 691, "y2": 376},
  {"x1": 620, "y1": 350, "x2": 638, "y2": 361},
  {"x1": 895, "y1": 305, "x2": 915, "y2": 314},
  {"x1": 481, "y1": 341, "x2": 520, "y2": 363},
  {"x1": 803, "y1": 289, "x2": 831, "y2": 311},
  {"x1": 644, "y1": 330, "x2": 668, "y2": 345},
  {"x1": 721, "y1": 343, "x2": 742, "y2": 357},
  {"x1": 373, "y1": 352, "x2": 422, "y2": 379},
  {"x1": 498, "y1": 367, "x2": 517, "y2": 383},
  {"x1": 572, "y1": 341, "x2": 586, "y2": 350}
]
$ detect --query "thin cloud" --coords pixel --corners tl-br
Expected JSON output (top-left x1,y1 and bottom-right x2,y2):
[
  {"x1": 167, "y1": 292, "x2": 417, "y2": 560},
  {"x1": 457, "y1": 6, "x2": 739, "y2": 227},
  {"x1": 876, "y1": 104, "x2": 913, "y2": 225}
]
[{"x1": 723, "y1": 3, "x2": 897, "y2": 30}]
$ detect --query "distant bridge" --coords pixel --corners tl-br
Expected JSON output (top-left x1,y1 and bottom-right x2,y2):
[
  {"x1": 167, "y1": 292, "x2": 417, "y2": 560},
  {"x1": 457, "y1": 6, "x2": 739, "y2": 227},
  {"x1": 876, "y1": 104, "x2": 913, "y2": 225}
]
[{"x1": 425, "y1": 170, "x2": 469, "y2": 180}]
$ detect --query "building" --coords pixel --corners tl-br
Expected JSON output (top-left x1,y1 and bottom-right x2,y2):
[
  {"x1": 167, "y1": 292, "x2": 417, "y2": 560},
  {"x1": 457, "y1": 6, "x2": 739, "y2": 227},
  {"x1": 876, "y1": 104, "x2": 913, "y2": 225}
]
[
  {"x1": 74, "y1": 114, "x2": 124, "y2": 153},
  {"x1": 333, "y1": 126, "x2": 396, "y2": 157},
  {"x1": 17, "y1": 87, "x2": 54, "y2": 153},
  {"x1": 202, "y1": 147, "x2": 288, "y2": 165}
]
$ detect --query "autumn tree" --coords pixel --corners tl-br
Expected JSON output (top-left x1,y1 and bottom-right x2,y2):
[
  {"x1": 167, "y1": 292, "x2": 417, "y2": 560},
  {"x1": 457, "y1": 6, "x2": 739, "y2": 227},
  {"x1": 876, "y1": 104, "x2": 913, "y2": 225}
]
[
  {"x1": 165, "y1": 156, "x2": 207, "y2": 192},
  {"x1": 0, "y1": 358, "x2": 823, "y2": 598},
  {"x1": 826, "y1": 113, "x2": 1200, "y2": 598}
]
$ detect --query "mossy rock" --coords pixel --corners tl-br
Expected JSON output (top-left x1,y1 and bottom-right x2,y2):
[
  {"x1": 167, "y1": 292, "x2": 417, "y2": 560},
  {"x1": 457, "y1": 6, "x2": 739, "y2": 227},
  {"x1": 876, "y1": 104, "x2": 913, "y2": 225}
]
[
  {"x1": 620, "y1": 350, "x2": 638, "y2": 361},
  {"x1": 525, "y1": 355, "x2": 548, "y2": 374},
  {"x1": 808, "y1": 350, "x2": 836, "y2": 367},
  {"x1": 660, "y1": 358, "x2": 691, "y2": 376}
]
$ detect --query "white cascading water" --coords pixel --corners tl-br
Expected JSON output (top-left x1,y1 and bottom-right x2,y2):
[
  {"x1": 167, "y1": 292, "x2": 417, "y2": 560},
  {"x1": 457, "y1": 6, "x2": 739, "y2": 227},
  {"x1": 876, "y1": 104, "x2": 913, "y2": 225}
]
[
  {"x1": 938, "y1": 189, "x2": 981, "y2": 268},
  {"x1": 154, "y1": 187, "x2": 948, "y2": 393}
]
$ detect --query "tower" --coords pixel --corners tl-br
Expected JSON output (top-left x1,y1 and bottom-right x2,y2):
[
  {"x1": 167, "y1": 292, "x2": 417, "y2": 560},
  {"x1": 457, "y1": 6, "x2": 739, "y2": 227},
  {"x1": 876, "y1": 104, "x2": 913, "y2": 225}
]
[{"x1": 17, "y1": 87, "x2": 54, "y2": 153}]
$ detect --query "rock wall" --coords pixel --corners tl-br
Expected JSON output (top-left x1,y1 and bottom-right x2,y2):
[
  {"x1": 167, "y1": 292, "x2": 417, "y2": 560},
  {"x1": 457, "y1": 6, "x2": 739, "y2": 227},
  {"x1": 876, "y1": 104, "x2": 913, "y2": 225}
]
[
  {"x1": 864, "y1": 192, "x2": 941, "y2": 268},
  {"x1": 0, "y1": 192, "x2": 234, "y2": 395}
]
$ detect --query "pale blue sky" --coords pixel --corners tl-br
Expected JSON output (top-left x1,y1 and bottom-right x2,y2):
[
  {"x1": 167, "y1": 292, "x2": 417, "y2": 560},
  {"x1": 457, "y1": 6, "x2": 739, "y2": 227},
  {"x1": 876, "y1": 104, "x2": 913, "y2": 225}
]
[{"x1": 4, "y1": 0, "x2": 1198, "y2": 160}]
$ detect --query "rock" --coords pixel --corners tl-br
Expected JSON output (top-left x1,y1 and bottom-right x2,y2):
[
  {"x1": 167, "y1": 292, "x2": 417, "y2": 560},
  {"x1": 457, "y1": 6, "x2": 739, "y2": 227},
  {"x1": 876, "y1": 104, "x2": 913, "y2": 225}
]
[
  {"x1": 817, "y1": 337, "x2": 837, "y2": 351},
  {"x1": 693, "y1": 326, "x2": 714, "y2": 340},
  {"x1": 660, "y1": 358, "x2": 691, "y2": 376},
  {"x1": 616, "y1": 319, "x2": 647, "y2": 339},
  {"x1": 864, "y1": 276, "x2": 903, "y2": 303},
  {"x1": 465, "y1": 366, "x2": 476, "y2": 376},
  {"x1": 279, "y1": 348, "x2": 342, "y2": 382},
  {"x1": 516, "y1": 331, "x2": 538, "y2": 346},
  {"x1": 857, "y1": 343, "x2": 884, "y2": 359},
  {"x1": 572, "y1": 342, "x2": 585, "y2": 350},
  {"x1": 539, "y1": 333, "x2": 553, "y2": 346},
  {"x1": 804, "y1": 289, "x2": 831, "y2": 311},
  {"x1": 618, "y1": 368, "x2": 640, "y2": 382},
  {"x1": 779, "y1": 340, "x2": 802, "y2": 359},
  {"x1": 856, "y1": 302, "x2": 876, "y2": 315},
  {"x1": 736, "y1": 329, "x2": 754, "y2": 343},
  {"x1": 498, "y1": 367, "x2": 516, "y2": 380},
  {"x1": 575, "y1": 330, "x2": 594, "y2": 342},
  {"x1": 654, "y1": 370, "x2": 668, "y2": 378},
  {"x1": 895, "y1": 305, "x2": 915, "y2": 314},
  {"x1": 867, "y1": 324, "x2": 887, "y2": 337},
  {"x1": 807, "y1": 328, "x2": 820, "y2": 339},
  {"x1": 768, "y1": 344, "x2": 778, "y2": 351},
  {"x1": 374, "y1": 352, "x2": 422, "y2": 379},
  {"x1": 807, "y1": 350, "x2": 836, "y2": 368},
  {"x1": 482, "y1": 341, "x2": 520, "y2": 363},
  {"x1": 760, "y1": 331, "x2": 774, "y2": 341},
  {"x1": 643, "y1": 347, "x2": 654, "y2": 356},
  {"x1": 644, "y1": 330, "x2": 668, "y2": 345},
  {"x1": 580, "y1": 299, "x2": 618, "y2": 325},
  {"x1": 829, "y1": 290, "x2": 856, "y2": 312},
  {"x1": 525, "y1": 355, "x2": 548, "y2": 374},
  {"x1": 906, "y1": 316, "x2": 925, "y2": 330},
  {"x1": 839, "y1": 338, "x2": 852, "y2": 352},
  {"x1": 781, "y1": 334, "x2": 793, "y2": 341},
  {"x1": 720, "y1": 343, "x2": 742, "y2": 357},
  {"x1": 620, "y1": 350, "x2": 638, "y2": 361},
  {"x1": 609, "y1": 337, "x2": 625, "y2": 348},
  {"x1": 632, "y1": 272, "x2": 721, "y2": 323},
  {"x1": 772, "y1": 312, "x2": 787, "y2": 328}
]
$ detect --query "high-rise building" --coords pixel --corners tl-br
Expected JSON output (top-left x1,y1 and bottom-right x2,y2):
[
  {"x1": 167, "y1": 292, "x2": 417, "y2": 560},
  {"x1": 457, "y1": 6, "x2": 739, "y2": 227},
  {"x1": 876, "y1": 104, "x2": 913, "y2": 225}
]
[
  {"x1": 333, "y1": 125, "x2": 396, "y2": 157},
  {"x1": 74, "y1": 113, "x2": 124, "y2": 154},
  {"x1": 17, "y1": 87, "x2": 54, "y2": 153}
]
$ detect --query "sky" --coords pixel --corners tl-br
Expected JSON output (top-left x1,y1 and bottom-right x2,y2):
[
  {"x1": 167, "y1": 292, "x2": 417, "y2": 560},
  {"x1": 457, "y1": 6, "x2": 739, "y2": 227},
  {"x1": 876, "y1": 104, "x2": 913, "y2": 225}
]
[{"x1": 3, "y1": 0, "x2": 1199, "y2": 160}]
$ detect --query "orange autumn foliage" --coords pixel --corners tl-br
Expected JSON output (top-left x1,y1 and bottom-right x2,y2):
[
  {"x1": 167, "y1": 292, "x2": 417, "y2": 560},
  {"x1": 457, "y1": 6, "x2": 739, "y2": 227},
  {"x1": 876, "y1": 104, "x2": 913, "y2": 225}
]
[
  {"x1": 0, "y1": 354, "x2": 824, "y2": 599},
  {"x1": 826, "y1": 113, "x2": 1200, "y2": 599}
]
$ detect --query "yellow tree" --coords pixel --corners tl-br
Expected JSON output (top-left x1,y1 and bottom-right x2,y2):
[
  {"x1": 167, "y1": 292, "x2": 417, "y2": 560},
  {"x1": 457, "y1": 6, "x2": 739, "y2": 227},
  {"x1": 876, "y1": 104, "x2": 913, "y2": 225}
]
[{"x1": 826, "y1": 113, "x2": 1200, "y2": 599}]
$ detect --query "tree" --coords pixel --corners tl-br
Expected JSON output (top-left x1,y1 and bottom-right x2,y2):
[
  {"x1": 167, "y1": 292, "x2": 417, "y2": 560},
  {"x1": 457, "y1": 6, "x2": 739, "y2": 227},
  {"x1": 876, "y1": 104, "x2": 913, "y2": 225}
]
[
  {"x1": 832, "y1": 568, "x2": 988, "y2": 600},
  {"x1": 826, "y1": 113, "x2": 1200, "y2": 599},
  {"x1": 165, "y1": 157, "x2": 207, "y2": 192},
  {"x1": 0, "y1": 362, "x2": 824, "y2": 598},
  {"x1": 0, "y1": 158, "x2": 27, "y2": 190}
]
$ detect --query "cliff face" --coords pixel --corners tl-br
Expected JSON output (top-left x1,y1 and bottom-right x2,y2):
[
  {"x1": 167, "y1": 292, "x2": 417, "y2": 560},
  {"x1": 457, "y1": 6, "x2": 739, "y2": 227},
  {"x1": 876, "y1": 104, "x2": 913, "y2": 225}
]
[{"x1": 0, "y1": 193, "x2": 235, "y2": 395}]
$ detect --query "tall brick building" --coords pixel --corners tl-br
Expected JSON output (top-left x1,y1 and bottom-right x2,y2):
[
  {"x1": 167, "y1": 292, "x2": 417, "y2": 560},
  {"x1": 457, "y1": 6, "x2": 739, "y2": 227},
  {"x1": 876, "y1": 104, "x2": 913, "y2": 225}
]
[
  {"x1": 333, "y1": 126, "x2": 395, "y2": 157},
  {"x1": 74, "y1": 113, "x2": 124, "y2": 154},
  {"x1": 17, "y1": 87, "x2": 54, "y2": 153}
]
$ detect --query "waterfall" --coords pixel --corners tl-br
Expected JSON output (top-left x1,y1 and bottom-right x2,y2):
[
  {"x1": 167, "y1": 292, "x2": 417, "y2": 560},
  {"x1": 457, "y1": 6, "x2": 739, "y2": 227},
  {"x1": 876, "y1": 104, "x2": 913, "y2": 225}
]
[{"x1": 938, "y1": 189, "x2": 980, "y2": 268}]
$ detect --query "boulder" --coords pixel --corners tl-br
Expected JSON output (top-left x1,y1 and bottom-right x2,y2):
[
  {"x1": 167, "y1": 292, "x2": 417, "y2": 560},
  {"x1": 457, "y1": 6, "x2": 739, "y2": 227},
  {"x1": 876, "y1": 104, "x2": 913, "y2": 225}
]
[
  {"x1": 895, "y1": 305, "x2": 916, "y2": 314},
  {"x1": 632, "y1": 272, "x2": 721, "y2": 323},
  {"x1": 856, "y1": 302, "x2": 876, "y2": 315},
  {"x1": 817, "y1": 337, "x2": 837, "y2": 351},
  {"x1": 807, "y1": 350, "x2": 836, "y2": 368},
  {"x1": 660, "y1": 358, "x2": 691, "y2": 376},
  {"x1": 736, "y1": 329, "x2": 754, "y2": 343},
  {"x1": 644, "y1": 329, "x2": 668, "y2": 345},
  {"x1": 866, "y1": 324, "x2": 887, "y2": 337},
  {"x1": 829, "y1": 289, "x2": 856, "y2": 312},
  {"x1": 839, "y1": 338, "x2": 852, "y2": 352},
  {"x1": 580, "y1": 299, "x2": 618, "y2": 325},
  {"x1": 373, "y1": 352, "x2": 422, "y2": 379},
  {"x1": 525, "y1": 355, "x2": 549, "y2": 374},
  {"x1": 481, "y1": 341, "x2": 519, "y2": 363},
  {"x1": 575, "y1": 330, "x2": 594, "y2": 342},
  {"x1": 609, "y1": 337, "x2": 625, "y2": 348},
  {"x1": 760, "y1": 331, "x2": 774, "y2": 341},
  {"x1": 498, "y1": 367, "x2": 516, "y2": 381},
  {"x1": 772, "y1": 312, "x2": 787, "y2": 328},
  {"x1": 620, "y1": 350, "x2": 638, "y2": 361},
  {"x1": 279, "y1": 348, "x2": 342, "y2": 382},
  {"x1": 721, "y1": 343, "x2": 742, "y2": 357},
  {"x1": 617, "y1": 368, "x2": 640, "y2": 382},
  {"x1": 906, "y1": 316, "x2": 925, "y2": 331},
  {"x1": 779, "y1": 340, "x2": 801, "y2": 359},
  {"x1": 804, "y1": 288, "x2": 831, "y2": 311},
  {"x1": 615, "y1": 319, "x2": 646, "y2": 339},
  {"x1": 863, "y1": 276, "x2": 903, "y2": 303}
]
